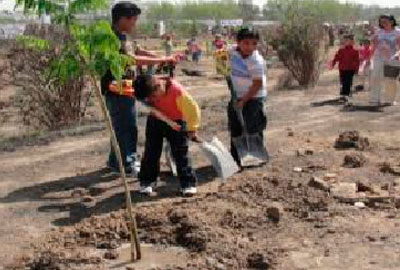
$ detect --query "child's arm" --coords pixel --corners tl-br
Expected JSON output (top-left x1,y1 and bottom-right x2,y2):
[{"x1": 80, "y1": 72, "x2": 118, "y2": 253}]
[
  {"x1": 176, "y1": 92, "x2": 201, "y2": 133},
  {"x1": 354, "y1": 50, "x2": 360, "y2": 74},
  {"x1": 238, "y1": 79, "x2": 263, "y2": 108},
  {"x1": 391, "y1": 50, "x2": 400, "y2": 61},
  {"x1": 393, "y1": 34, "x2": 400, "y2": 60},
  {"x1": 135, "y1": 48, "x2": 158, "y2": 58},
  {"x1": 371, "y1": 35, "x2": 378, "y2": 58},
  {"x1": 331, "y1": 50, "x2": 340, "y2": 69},
  {"x1": 238, "y1": 56, "x2": 264, "y2": 108},
  {"x1": 132, "y1": 47, "x2": 177, "y2": 66},
  {"x1": 134, "y1": 55, "x2": 176, "y2": 66}
]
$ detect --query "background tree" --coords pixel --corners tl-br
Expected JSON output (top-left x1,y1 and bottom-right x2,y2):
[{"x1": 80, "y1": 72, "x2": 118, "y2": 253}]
[
  {"x1": 264, "y1": 0, "x2": 361, "y2": 23},
  {"x1": 144, "y1": 0, "x2": 241, "y2": 37},
  {"x1": 268, "y1": 0, "x2": 332, "y2": 87}
]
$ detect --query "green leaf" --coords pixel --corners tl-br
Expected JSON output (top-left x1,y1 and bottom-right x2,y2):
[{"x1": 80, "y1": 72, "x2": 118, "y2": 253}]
[{"x1": 16, "y1": 35, "x2": 50, "y2": 51}]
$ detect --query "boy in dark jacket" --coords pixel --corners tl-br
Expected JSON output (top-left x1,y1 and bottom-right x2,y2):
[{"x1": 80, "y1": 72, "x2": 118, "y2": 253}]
[
  {"x1": 331, "y1": 34, "x2": 360, "y2": 102},
  {"x1": 102, "y1": 2, "x2": 175, "y2": 176}
]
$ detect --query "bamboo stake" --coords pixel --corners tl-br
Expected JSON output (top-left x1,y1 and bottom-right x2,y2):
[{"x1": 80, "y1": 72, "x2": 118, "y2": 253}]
[{"x1": 89, "y1": 75, "x2": 141, "y2": 261}]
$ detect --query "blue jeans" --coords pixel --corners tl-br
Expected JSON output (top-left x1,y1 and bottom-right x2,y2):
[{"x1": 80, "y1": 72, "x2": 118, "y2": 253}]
[
  {"x1": 105, "y1": 93, "x2": 137, "y2": 170},
  {"x1": 192, "y1": 51, "x2": 201, "y2": 63}
]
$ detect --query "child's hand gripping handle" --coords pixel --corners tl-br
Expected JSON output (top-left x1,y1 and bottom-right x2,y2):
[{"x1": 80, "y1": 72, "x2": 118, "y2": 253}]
[
  {"x1": 146, "y1": 106, "x2": 181, "y2": 131},
  {"x1": 144, "y1": 103, "x2": 202, "y2": 141},
  {"x1": 168, "y1": 63, "x2": 175, "y2": 78}
]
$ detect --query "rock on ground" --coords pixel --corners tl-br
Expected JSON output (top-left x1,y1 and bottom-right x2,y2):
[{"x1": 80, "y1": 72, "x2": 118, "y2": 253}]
[
  {"x1": 334, "y1": 131, "x2": 370, "y2": 150},
  {"x1": 343, "y1": 153, "x2": 367, "y2": 168}
]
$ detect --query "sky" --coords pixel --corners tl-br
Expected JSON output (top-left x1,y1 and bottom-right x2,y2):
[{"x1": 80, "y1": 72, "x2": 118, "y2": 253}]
[
  {"x1": 254, "y1": 0, "x2": 399, "y2": 8},
  {"x1": 0, "y1": 0, "x2": 399, "y2": 11}
]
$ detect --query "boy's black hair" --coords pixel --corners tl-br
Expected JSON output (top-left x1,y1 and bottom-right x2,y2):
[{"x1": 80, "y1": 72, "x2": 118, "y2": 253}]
[
  {"x1": 112, "y1": 2, "x2": 141, "y2": 25},
  {"x1": 363, "y1": 39, "x2": 371, "y2": 45},
  {"x1": 378, "y1": 14, "x2": 397, "y2": 29},
  {"x1": 236, "y1": 27, "x2": 259, "y2": 41},
  {"x1": 134, "y1": 74, "x2": 154, "y2": 100}
]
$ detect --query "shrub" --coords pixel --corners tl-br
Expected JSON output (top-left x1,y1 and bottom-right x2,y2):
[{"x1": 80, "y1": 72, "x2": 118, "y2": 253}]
[
  {"x1": 9, "y1": 24, "x2": 90, "y2": 129},
  {"x1": 269, "y1": 0, "x2": 331, "y2": 87}
]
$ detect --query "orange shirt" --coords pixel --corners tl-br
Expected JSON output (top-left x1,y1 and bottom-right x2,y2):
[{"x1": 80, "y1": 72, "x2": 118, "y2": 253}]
[{"x1": 150, "y1": 80, "x2": 201, "y2": 131}]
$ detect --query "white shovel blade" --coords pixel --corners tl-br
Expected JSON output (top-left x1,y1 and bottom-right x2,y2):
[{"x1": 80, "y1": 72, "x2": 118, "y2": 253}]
[{"x1": 200, "y1": 137, "x2": 239, "y2": 180}]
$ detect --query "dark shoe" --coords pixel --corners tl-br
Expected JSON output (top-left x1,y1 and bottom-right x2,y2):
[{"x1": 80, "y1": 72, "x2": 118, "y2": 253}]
[{"x1": 106, "y1": 164, "x2": 138, "y2": 177}]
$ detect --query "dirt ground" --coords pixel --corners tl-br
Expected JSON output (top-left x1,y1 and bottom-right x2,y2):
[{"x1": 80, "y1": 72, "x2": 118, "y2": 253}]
[{"x1": 1, "y1": 51, "x2": 400, "y2": 270}]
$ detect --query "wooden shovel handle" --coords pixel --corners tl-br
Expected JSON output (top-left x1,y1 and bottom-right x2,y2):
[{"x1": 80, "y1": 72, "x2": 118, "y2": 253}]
[{"x1": 146, "y1": 106, "x2": 182, "y2": 131}]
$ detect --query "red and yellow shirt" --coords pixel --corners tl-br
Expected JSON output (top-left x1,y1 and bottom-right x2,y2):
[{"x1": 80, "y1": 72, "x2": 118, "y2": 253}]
[{"x1": 149, "y1": 80, "x2": 201, "y2": 132}]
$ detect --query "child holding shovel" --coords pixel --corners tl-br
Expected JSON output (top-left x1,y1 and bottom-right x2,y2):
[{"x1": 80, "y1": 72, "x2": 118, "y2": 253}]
[
  {"x1": 133, "y1": 74, "x2": 201, "y2": 196},
  {"x1": 228, "y1": 27, "x2": 268, "y2": 167}
]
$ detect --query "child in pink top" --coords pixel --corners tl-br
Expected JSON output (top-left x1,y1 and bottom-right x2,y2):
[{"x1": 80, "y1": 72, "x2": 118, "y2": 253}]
[
  {"x1": 359, "y1": 40, "x2": 372, "y2": 72},
  {"x1": 358, "y1": 40, "x2": 372, "y2": 90}
]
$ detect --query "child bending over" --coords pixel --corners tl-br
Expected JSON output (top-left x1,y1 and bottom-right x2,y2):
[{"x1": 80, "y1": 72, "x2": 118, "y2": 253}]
[{"x1": 134, "y1": 75, "x2": 201, "y2": 196}]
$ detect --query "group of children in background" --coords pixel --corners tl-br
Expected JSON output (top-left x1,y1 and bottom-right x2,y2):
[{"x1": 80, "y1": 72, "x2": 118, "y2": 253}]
[
  {"x1": 331, "y1": 14, "x2": 400, "y2": 105},
  {"x1": 161, "y1": 34, "x2": 229, "y2": 63}
]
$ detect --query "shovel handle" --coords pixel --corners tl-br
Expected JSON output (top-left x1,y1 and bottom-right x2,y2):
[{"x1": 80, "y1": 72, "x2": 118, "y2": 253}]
[
  {"x1": 190, "y1": 136, "x2": 203, "y2": 143},
  {"x1": 235, "y1": 107, "x2": 248, "y2": 135},
  {"x1": 141, "y1": 102, "x2": 182, "y2": 131},
  {"x1": 226, "y1": 75, "x2": 248, "y2": 134},
  {"x1": 149, "y1": 107, "x2": 181, "y2": 131}
]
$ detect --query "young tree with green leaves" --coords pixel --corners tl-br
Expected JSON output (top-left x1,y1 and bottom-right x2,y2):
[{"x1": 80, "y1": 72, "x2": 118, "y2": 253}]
[{"x1": 15, "y1": 0, "x2": 173, "y2": 262}]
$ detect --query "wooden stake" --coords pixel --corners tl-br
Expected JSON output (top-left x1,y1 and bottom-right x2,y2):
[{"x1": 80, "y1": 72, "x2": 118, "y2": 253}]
[{"x1": 89, "y1": 75, "x2": 141, "y2": 261}]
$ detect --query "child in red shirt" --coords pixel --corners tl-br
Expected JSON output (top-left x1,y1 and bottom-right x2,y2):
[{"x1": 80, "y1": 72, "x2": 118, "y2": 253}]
[
  {"x1": 213, "y1": 34, "x2": 227, "y2": 50},
  {"x1": 331, "y1": 34, "x2": 360, "y2": 101},
  {"x1": 360, "y1": 40, "x2": 372, "y2": 65}
]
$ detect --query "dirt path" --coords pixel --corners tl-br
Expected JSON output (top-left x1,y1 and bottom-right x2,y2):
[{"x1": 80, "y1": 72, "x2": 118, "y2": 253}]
[{"x1": 1, "y1": 67, "x2": 400, "y2": 269}]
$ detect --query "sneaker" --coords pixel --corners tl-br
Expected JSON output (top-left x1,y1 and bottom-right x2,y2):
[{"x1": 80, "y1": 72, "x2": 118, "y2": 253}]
[
  {"x1": 131, "y1": 161, "x2": 141, "y2": 177},
  {"x1": 125, "y1": 166, "x2": 137, "y2": 177},
  {"x1": 345, "y1": 96, "x2": 354, "y2": 105},
  {"x1": 387, "y1": 101, "x2": 397, "y2": 106},
  {"x1": 106, "y1": 164, "x2": 120, "y2": 175},
  {"x1": 140, "y1": 185, "x2": 153, "y2": 195},
  {"x1": 181, "y1": 187, "x2": 197, "y2": 196},
  {"x1": 107, "y1": 163, "x2": 140, "y2": 177}
]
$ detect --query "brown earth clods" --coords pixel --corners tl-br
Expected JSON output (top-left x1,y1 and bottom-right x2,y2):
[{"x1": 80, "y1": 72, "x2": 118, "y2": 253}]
[
  {"x1": 11, "y1": 166, "x2": 338, "y2": 270},
  {"x1": 334, "y1": 131, "x2": 370, "y2": 151},
  {"x1": 343, "y1": 153, "x2": 367, "y2": 168},
  {"x1": 3, "y1": 46, "x2": 400, "y2": 270},
  {"x1": 11, "y1": 126, "x2": 400, "y2": 270}
]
